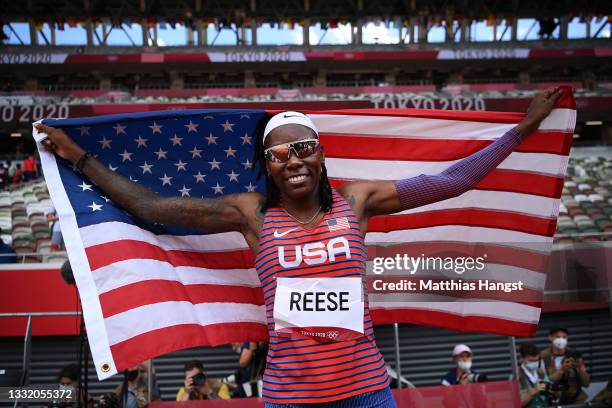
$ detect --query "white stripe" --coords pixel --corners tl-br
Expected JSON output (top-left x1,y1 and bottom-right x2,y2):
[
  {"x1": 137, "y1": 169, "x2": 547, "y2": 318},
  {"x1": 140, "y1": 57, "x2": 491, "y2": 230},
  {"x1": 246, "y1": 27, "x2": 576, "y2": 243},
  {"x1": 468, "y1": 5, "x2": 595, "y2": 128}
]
[
  {"x1": 310, "y1": 108, "x2": 574, "y2": 138},
  {"x1": 394, "y1": 190, "x2": 560, "y2": 218},
  {"x1": 35, "y1": 124, "x2": 116, "y2": 380},
  {"x1": 370, "y1": 299, "x2": 541, "y2": 324},
  {"x1": 93, "y1": 259, "x2": 260, "y2": 294},
  {"x1": 80, "y1": 222, "x2": 248, "y2": 251},
  {"x1": 365, "y1": 226, "x2": 554, "y2": 248},
  {"x1": 326, "y1": 152, "x2": 569, "y2": 179},
  {"x1": 105, "y1": 301, "x2": 267, "y2": 346},
  {"x1": 365, "y1": 263, "x2": 547, "y2": 290}
]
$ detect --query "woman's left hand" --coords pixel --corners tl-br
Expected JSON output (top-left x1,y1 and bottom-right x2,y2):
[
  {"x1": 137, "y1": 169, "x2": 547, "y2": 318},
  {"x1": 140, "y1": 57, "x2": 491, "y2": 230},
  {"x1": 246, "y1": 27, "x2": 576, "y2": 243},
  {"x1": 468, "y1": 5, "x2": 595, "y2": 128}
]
[{"x1": 518, "y1": 87, "x2": 564, "y2": 136}]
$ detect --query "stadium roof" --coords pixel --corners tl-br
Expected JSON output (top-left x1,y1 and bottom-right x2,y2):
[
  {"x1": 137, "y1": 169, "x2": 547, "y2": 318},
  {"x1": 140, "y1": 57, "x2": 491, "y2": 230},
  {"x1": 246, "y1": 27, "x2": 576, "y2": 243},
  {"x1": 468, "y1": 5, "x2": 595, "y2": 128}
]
[{"x1": 3, "y1": 0, "x2": 611, "y2": 20}]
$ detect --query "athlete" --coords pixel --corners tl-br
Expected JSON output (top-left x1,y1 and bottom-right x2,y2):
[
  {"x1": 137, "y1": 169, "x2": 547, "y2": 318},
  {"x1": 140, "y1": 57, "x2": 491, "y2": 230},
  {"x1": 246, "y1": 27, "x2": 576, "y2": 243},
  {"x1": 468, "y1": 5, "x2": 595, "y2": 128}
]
[{"x1": 36, "y1": 88, "x2": 562, "y2": 407}]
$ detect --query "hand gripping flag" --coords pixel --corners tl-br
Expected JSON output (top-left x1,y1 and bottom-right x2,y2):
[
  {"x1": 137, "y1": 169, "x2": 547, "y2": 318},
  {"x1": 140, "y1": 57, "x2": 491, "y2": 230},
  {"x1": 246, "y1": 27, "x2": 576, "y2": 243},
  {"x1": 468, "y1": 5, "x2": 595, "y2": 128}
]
[{"x1": 34, "y1": 87, "x2": 575, "y2": 380}]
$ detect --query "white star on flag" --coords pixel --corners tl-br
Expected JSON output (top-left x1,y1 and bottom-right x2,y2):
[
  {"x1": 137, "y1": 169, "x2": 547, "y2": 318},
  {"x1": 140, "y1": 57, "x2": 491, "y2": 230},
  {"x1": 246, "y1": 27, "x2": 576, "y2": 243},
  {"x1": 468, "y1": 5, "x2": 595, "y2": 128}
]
[
  {"x1": 189, "y1": 146, "x2": 203, "y2": 158},
  {"x1": 224, "y1": 146, "x2": 237, "y2": 157},
  {"x1": 205, "y1": 133, "x2": 218, "y2": 145},
  {"x1": 170, "y1": 134, "x2": 183, "y2": 146},
  {"x1": 245, "y1": 182, "x2": 257, "y2": 192},
  {"x1": 101, "y1": 196, "x2": 111, "y2": 203},
  {"x1": 240, "y1": 133, "x2": 252, "y2": 144},
  {"x1": 185, "y1": 121, "x2": 199, "y2": 133},
  {"x1": 211, "y1": 183, "x2": 225, "y2": 194},
  {"x1": 88, "y1": 202, "x2": 103, "y2": 212},
  {"x1": 174, "y1": 160, "x2": 188, "y2": 171},
  {"x1": 119, "y1": 149, "x2": 133, "y2": 162},
  {"x1": 154, "y1": 148, "x2": 168, "y2": 160},
  {"x1": 78, "y1": 181, "x2": 93, "y2": 191},
  {"x1": 98, "y1": 137, "x2": 112, "y2": 149},
  {"x1": 208, "y1": 158, "x2": 222, "y2": 170},
  {"x1": 139, "y1": 162, "x2": 153, "y2": 174},
  {"x1": 241, "y1": 159, "x2": 253, "y2": 169},
  {"x1": 113, "y1": 124, "x2": 127, "y2": 135},
  {"x1": 129, "y1": 176, "x2": 139, "y2": 183},
  {"x1": 178, "y1": 185, "x2": 191, "y2": 197},
  {"x1": 221, "y1": 120, "x2": 235, "y2": 132},
  {"x1": 149, "y1": 122, "x2": 163, "y2": 134},
  {"x1": 134, "y1": 136, "x2": 149, "y2": 148},
  {"x1": 226, "y1": 170, "x2": 240, "y2": 182},
  {"x1": 108, "y1": 164, "x2": 117, "y2": 171},
  {"x1": 203, "y1": 115, "x2": 214, "y2": 120},
  {"x1": 193, "y1": 172, "x2": 206, "y2": 183},
  {"x1": 240, "y1": 114, "x2": 251, "y2": 119},
  {"x1": 159, "y1": 174, "x2": 173, "y2": 186},
  {"x1": 76, "y1": 126, "x2": 90, "y2": 136}
]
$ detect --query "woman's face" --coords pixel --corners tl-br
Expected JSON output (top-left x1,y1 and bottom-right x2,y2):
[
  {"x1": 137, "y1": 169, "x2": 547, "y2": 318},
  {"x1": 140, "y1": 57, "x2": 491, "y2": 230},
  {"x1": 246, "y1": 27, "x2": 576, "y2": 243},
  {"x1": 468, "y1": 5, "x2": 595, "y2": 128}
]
[{"x1": 265, "y1": 124, "x2": 324, "y2": 203}]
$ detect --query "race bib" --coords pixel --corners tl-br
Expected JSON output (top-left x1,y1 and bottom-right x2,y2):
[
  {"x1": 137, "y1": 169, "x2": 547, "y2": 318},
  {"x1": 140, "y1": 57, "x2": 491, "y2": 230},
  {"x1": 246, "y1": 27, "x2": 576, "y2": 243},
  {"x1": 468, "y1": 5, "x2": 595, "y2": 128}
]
[{"x1": 273, "y1": 277, "x2": 365, "y2": 342}]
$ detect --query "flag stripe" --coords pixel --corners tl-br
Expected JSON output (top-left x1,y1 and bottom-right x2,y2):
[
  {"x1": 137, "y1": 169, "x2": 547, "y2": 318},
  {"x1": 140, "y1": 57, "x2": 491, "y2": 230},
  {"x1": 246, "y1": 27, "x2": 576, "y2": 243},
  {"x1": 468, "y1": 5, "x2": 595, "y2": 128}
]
[
  {"x1": 99, "y1": 280, "x2": 265, "y2": 318},
  {"x1": 320, "y1": 131, "x2": 572, "y2": 159},
  {"x1": 330, "y1": 171, "x2": 565, "y2": 198},
  {"x1": 92, "y1": 260, "x2": 260, "y2": 294},
  {"x1": 105, "y1": 301, "x2": 267, "y2": 346},
  {"x1": 369, "y1": 309, "x2": 537, "y2": 336},
  {"x1": 326, "y1": 152, "x2": 568, "y2": 179},
  {"x1": 85, "y1": 240, "x2": 253, "y2": 271}
]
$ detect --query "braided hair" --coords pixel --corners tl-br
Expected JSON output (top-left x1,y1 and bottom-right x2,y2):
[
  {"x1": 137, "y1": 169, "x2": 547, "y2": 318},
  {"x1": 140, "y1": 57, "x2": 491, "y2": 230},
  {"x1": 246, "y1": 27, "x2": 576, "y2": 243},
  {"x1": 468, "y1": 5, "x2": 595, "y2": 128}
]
[{"x1": 252, "y1": 114, "x2": 334, "y2": 214}]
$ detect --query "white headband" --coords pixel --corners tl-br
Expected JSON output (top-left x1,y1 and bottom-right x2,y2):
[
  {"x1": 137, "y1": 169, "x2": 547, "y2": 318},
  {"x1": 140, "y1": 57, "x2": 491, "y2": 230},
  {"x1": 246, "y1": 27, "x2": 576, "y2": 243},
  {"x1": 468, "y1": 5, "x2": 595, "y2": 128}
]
[{"x1": 263, "y1": 111, "x2": 318, "y2": 144}]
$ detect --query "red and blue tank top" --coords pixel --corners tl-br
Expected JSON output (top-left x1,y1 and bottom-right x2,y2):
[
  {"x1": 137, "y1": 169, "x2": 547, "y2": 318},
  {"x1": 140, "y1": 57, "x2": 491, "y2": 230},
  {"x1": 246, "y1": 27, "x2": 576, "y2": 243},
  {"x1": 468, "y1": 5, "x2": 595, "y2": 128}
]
[{"x1": 254, "y1": 189, "x2": 390, "y2": 404}]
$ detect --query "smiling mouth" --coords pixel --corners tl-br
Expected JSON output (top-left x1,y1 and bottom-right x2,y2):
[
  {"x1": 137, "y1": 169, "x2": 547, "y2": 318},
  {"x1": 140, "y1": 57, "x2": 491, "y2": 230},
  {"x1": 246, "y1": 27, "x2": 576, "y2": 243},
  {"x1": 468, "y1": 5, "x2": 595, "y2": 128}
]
[{"x1": 287, "y1": 174, "x2": 309, "y2": 184}]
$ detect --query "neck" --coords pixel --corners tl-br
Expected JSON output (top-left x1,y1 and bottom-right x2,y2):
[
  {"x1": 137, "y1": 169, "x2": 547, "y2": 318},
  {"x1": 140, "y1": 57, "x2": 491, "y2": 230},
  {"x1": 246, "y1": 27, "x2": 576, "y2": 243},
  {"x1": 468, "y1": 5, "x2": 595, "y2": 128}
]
[{"x1": 280, "y1": 190, "x2": 321, "y2": 217}]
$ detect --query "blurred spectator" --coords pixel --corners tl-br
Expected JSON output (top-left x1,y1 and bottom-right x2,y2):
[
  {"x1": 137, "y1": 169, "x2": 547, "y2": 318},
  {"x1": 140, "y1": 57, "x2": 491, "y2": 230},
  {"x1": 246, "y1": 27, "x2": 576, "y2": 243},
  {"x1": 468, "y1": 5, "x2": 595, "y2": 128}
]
[
  {"x1": 52, "y1": 363, "x2": 93, "y2": 408},
  {"x1": 231, "y1": 342, "x2": 267, "y2": 397},
  {"x1": 515, "y1": 343, "x2": 551, "y2": 408},
  {"x1": 48, "y1": 207, "x2": 63, "y2": 251},
  {"x1": 176, "y1": 359, "x2": 231, "y2": 401},
  {"x1": 442, "y1": 344, "x2": 487, "y2": 386},
  {"x1": 0, "y1": 229, "x2": 16, "y2": 264},
  {"x1": 111, "y1": 363, "x2": 159, "y2": 408},
  {"x1": 0, "y1": 161, "x2": 8, "y2": 189},
  {"x1": 12, "y1": 163, "x2": 23, "y2": 186},
  {"x1": 22, "y1": 155, "x2": 37, "y2": 181},
  {"x1": 541, "y1": 328, "x2": 590, "y2": 404}
]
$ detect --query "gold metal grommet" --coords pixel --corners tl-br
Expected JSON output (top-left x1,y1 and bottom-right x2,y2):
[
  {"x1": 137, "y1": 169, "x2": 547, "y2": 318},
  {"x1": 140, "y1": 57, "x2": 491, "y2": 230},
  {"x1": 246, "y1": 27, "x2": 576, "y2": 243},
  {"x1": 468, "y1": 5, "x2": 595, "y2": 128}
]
[{"x1": 101, "y1": 363, "x2": 111, "y2": 372}]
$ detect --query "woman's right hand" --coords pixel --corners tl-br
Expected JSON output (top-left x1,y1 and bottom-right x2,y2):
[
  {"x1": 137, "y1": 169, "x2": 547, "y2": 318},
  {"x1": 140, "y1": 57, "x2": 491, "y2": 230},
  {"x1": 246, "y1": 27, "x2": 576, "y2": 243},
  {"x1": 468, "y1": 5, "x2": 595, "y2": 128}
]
[{"x1": 35, "y1": 124, "x2": 86, "y2": 164}]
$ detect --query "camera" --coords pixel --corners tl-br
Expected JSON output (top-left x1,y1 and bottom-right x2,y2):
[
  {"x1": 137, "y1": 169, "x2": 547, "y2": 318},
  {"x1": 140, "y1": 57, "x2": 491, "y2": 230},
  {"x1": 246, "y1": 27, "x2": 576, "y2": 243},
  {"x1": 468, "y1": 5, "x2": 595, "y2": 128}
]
[
  {"x1": 466, "y1": 373, "x2": 488, "y2": 383},
  {"x1": 192, "y1": 373, "x2": 206, "y2": 387}
]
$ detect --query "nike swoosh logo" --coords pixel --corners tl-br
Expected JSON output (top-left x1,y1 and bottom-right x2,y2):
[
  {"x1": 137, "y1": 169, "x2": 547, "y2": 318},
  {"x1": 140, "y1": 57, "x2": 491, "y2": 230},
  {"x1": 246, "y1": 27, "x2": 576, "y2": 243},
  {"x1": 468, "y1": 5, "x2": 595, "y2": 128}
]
[
  {"x1": 283, "y1": 114, "x2": 302, "y2": 118},
  {"x1": 274, "y1": 228, "x2": 298, "y2": 238}
]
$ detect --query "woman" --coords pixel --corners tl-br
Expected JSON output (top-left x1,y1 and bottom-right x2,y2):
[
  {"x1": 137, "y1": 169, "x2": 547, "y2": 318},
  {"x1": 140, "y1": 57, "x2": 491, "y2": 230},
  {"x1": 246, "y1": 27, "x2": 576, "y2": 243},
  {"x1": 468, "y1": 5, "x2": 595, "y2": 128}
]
[{"x1": 36, "y1": 88, "x2": 562, "y2": 407}]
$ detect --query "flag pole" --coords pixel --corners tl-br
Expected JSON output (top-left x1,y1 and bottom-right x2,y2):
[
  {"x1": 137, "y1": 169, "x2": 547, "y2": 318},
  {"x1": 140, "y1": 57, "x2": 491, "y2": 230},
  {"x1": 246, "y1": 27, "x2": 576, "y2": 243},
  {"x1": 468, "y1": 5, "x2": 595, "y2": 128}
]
[
  {"x1": 393, "y1": 323, "x2": 402, "y2": 388},
  {"x1": 508, "y1": 336, "x2": 519, "y2": 379}
]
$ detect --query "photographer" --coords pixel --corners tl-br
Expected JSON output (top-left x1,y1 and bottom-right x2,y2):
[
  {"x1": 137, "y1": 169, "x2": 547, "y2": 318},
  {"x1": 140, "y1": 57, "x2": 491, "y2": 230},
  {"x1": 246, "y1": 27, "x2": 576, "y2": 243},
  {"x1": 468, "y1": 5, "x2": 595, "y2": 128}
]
[
  {"x1": 515, "y1": 344, "x2": 553, "y2": 408},
  {"x1": 176, "y1": 359, "x2": 231, "y2": 401},
  {"x1": 111, "y1": 363, "x2": 159, "y2": 408},
  {"x1": 441, "y1": 344, "x2": 488, "y2": 386},
  {"x1": 540, "y1": 328, "x2": 590, "y2": 404}
]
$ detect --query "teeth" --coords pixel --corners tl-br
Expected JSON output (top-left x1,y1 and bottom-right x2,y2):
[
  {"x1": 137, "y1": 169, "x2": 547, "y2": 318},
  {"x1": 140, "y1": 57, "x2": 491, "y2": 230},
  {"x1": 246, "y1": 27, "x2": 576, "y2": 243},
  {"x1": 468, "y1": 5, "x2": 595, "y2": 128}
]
[{"x1": 288, "y1": 175, "x2": 307, "y2": 183}]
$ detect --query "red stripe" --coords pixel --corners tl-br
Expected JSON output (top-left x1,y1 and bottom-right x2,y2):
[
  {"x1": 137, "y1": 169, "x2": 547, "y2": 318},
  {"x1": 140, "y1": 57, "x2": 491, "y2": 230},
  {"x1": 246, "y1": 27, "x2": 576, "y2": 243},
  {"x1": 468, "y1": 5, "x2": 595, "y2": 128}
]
[
  {"x1": 366, "y1": 242, "x2": 549, "y2": 273},
  {"x1": 320, "y1": 131, "x2": 571, "y2": 160},
  {"x1": 110, "y1": 322, "x2": 268, "y2": 372},
  {"x1": 370, "y1": 309, "x2": 538, "y2": 337},
  {"x1": 367, "y1": 208, "x2": 556, "y2": 236},
  {"x1": 99, "y1": 280, "x2": 265, "y2": 318},
  {"x1": 85, "y1": 240, "x2": 253, "y2": 271},
  {"x1": 331, "y1": 169, "x2": 564, "y2": 198}
]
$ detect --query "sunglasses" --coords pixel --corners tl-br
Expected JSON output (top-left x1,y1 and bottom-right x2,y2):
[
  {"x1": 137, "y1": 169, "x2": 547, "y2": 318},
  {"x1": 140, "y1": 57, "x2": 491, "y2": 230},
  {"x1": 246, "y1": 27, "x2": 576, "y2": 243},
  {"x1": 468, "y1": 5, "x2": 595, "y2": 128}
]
[{"x1": 264, "y1": 138, "x2": 320, "y2": 163}]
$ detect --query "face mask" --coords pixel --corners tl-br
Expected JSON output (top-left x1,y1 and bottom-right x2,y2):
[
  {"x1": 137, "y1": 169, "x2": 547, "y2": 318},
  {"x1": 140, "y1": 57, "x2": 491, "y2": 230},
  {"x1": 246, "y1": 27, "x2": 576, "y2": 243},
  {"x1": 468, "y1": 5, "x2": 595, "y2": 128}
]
[
  {"x1": 524, "y1": 361, "x2": 539, "y2": 371},
  {"x1": 126, "y1": 369, "x2": 139, "y2": 381},
  {"x1": 59, "y1": 384, "x2": 75, "y2": 393},
  {"x1": 457, "y1": 360, "x2": 472, "y2": 372},
  {"x1": 553, "y1": 337, "x2": 567, "y2": 349}
]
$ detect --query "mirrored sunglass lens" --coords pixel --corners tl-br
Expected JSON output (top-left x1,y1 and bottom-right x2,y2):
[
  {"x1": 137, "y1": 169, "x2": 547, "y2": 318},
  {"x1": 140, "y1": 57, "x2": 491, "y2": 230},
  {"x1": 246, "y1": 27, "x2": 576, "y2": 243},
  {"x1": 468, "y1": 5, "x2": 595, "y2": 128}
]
[
  {"x1": 269, "y1": 145, "x2": 290, "y2": 161},
  {"x1": 293, "y1": 141, "x2": 317, "y2": 158}
]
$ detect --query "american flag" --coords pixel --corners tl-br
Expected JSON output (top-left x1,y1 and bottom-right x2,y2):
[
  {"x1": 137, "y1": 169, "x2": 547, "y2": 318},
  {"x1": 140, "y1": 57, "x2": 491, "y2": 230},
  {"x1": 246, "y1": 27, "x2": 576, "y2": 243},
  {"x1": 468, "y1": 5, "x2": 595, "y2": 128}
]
[
  {"x1": 326, "y1": 216, "x2": 350, "y2": 232},
  {"x1": 35, "y1": 88, "x2": 575, "y2": 380}
]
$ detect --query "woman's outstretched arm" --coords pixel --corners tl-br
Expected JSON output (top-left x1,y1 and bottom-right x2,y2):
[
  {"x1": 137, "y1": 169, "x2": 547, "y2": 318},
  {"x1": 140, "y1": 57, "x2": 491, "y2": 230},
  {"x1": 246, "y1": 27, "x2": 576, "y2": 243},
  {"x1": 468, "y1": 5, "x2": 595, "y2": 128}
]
[{"x1": 339, "y1": 87, "x2": 564, "y2": 219}]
